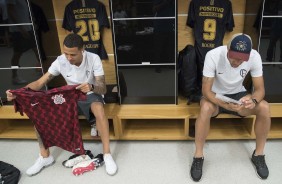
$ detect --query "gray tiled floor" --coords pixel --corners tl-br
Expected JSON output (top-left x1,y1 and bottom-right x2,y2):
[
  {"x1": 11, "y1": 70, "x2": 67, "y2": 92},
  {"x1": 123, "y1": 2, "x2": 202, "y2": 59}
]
[{"x1": 0, "y1": 139, "x2": 281, "y2": 184}]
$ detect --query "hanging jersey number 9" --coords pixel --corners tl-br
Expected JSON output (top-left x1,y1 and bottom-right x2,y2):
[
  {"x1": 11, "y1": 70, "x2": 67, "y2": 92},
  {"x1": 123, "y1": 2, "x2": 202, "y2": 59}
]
[{"x1": 203, "y1": 19, "x2": 216, "y2": 41}]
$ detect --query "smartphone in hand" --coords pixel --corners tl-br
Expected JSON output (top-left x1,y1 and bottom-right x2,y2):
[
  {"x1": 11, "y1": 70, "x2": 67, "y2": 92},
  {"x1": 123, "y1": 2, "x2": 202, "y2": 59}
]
[{"x1": 215, "y1": 94, "x2": 242, "y2": 105}]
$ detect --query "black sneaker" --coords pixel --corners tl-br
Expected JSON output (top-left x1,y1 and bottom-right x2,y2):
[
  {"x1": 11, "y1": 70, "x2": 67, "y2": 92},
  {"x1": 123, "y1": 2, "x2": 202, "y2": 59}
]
[
  {"x1": 62, "y1": 150, "x2": 94, "y2": 168},
  {"x1": 251, "y1": 150, "x2": 269, "y2": 179},
  {"x1": 93, "y1": 153, "x2": 104, "y2": 167},
  {"x1": 190, "y1": 157, "x2": 204, "y2": 182}
]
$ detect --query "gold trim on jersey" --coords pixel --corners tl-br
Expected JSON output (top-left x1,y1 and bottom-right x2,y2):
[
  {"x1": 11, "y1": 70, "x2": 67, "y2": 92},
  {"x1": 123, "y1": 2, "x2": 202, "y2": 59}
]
[
  {"x1": 75, "y1": 14, "x2": 96, "y2": 19},
  {"x1": 199, "y1": 12, "x2": 223, "y2": 18}
]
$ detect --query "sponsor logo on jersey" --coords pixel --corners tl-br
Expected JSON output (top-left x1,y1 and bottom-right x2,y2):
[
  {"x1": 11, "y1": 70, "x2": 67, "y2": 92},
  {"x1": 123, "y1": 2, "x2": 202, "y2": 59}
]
[
  {"x1": 52, "y1": 94, "x2": 66, "y2": 105},
  {"x1": 199, "y1": 6, "x2": 224, "y2": 13},
  {"x1": 73, "y1": 8, "x2": 96, "y2": 14},
  {"x1": 199, "y1": 6, "x2": 224, "y2": 18},
  {"x1": 31, "y1": 102, "x2": 39, "y2": 106}
]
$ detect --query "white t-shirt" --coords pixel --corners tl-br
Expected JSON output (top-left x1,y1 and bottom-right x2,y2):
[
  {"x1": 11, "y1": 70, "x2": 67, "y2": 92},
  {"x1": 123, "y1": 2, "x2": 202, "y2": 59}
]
[
  {"x1": 203, "y1": 46, "x2": 263, "y2": 94},
  {"x1": 48, "y1": 51, "x2": 104, "y2": 86}
]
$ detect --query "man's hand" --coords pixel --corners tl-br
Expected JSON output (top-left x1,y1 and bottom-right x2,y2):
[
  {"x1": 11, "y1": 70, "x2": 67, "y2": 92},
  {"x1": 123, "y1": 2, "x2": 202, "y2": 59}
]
[
  {"x1": 224, "y1": 102, "x2": 245, "y2": 112},
  {"x1": 76, "y1": 83, "x2": 92, "y2": 93},
  {"x1": 240, "y1": 97, "x2": 256, "y2": 110},
  {"x1": 6, "y1": 90, "x2": 16, "y2": 101}
]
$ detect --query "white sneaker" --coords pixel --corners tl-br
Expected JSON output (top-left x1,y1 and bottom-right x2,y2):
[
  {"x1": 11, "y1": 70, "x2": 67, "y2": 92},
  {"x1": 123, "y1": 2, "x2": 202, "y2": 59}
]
[
  {"x1": 64, "y1": 155, "x2": 91, "y2": 168},
  {"x1": 26, "y1": 154, "x2": 55, "y2": 176},
  {"x1": 91, "y1": 124, "x2": 98, "y2": 137},
  {"x1": 104, "y1": 154, "x2": 117, "y2": 175}
]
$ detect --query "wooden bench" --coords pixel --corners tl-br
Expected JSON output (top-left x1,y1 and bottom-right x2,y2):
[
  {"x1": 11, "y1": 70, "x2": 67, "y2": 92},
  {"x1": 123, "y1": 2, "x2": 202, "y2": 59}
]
[
  {"x1": 1, "y1": 100, "x2": 282, "y2": 140},
  {"x1": 0, "y1": 104, "x2": 119, "y2": 140}
]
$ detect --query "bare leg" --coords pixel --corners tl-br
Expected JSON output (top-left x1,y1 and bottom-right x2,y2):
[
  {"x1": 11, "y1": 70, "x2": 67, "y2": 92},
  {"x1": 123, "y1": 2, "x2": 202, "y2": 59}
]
[
  {"x1": 90, "y1": 102, "x2": 117, "y2": 175},
  {"x1": 253, "y1": 101, "x2": 271, "y2": 155},
  {"x1": 34, "y1": 126, "x2": 50, "y2": 157},
  {"x1": 91, "y1": 102, "x2": 110, "y2": 154},
  {"x1": 194, "y1": 99, "x2": 218, "y2": 157}
]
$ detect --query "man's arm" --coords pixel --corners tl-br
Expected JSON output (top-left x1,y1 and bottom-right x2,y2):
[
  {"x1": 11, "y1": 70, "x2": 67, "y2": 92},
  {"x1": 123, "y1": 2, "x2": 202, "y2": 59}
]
[
  {"x1": 251, "y1": 76, "x2": 265, "y2": 102},
  {"x1": 76, "y1": 75, "x2": 107, "y2": 95},
  {"x1": 92, "y1": 75, "x2": 107, "y2": 95},
  {"x1": 239, "y1": 76, "x2": 265, "y2": 109},
  {"x1": 6, "y1": 72, "x2": 55, "y2": 101},
  {"x1": 202, "y1": 76, "x2": 231, "y2": 108},
  {"x1": 25, "y1": 72, "x2": 55, "y2": 90}
]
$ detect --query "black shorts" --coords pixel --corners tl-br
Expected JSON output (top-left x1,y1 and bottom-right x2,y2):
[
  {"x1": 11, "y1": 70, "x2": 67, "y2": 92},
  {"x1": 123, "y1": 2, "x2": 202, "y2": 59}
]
[
  {"x1": 216, "y1": 91, "x2": 248, "y2": 117},
  {"x1": 77, "y1": 93, "x2": 105, "y2": 123}
]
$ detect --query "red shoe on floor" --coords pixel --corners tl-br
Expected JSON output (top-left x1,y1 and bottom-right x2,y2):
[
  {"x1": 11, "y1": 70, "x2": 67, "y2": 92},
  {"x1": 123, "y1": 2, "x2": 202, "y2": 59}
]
[
  {"x1": 72, "y1": 160, "x2": 96, "y2": 176},
  {"x1": 72, "y1": 154, "x2": 104, "y2": 176}
]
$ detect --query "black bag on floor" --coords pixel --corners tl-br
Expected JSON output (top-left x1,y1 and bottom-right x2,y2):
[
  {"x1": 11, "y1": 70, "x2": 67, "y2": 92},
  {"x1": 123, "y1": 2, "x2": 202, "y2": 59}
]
[{"x1": 0, "y1": 161, "x2": 20, "y2": 184}]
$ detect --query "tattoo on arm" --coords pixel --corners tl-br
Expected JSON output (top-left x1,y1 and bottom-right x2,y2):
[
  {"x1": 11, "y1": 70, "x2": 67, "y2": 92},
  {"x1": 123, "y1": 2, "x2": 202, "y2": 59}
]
[
  {"x1": 93, "y1": 75, "x2": 107, "y2": 95},
  {"x1": 46, "y1": 74, "x2": 55, "y2": 84}
]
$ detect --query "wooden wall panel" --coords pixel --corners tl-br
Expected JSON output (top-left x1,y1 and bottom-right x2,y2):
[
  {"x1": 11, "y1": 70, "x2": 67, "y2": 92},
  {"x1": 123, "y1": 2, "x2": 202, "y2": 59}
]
[
  {"x1": 178, "y1": 16, "x2": 193, "y2": 51},
  {"x1": 103, "y1": 56, "x2": 117, "y2": 84},
  {"x1": 52, "y1": 0, "x2": 72, "y2": 19},
  {"x1": 178, "y1": 0, "x2": 190, "y2": 14},
  {"x1": 232, "y1": 0, "x2": 245, "y2": 14},
  {"x1": 102, "y1": 28, "x2": 114, "y2": 54},
  {"x1": 244, "y1": 16, "x2": 260, "y2": 49}
]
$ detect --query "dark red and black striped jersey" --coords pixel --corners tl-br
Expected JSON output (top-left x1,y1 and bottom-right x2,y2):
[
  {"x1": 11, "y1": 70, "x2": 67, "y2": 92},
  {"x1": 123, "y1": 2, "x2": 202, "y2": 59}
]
[
  {"x1": 187, "y1": 0, "x2": 234, "y2": 63},
  {"x1": 62, "y1": 0, "x2": 110, "y2": 59},
  {"x1": 10, "y1": 85, "x2": 86, "y2": 155}
]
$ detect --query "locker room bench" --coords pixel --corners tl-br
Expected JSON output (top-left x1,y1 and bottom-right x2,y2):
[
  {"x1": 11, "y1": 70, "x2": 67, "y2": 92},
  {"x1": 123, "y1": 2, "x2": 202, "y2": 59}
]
[
  {"x1": 0, "y1": 104, "x2": 119, "y2": 140},
  {"x1": 1, "y1": 101, "x2": 282, "y2": 140}
]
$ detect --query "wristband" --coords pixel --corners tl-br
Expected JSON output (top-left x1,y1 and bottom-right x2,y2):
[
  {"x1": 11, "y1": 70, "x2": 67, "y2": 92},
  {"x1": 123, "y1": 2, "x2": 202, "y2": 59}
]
[
  {"x1": 252, "y1": 98, "x2": 258, "y2": 105},
  {"x1": 90, "y1": 84, "x2": 94, "y2": 91}
]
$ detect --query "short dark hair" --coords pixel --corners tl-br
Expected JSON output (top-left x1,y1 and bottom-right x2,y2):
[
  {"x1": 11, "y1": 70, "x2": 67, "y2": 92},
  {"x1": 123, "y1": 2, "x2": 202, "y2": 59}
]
[{"x1": 63, "y1": 33, "x2": 84, "y2": 49}]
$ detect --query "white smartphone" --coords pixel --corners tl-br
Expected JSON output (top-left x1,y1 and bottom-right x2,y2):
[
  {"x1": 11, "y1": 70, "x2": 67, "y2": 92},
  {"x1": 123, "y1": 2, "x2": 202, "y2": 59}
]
[{"x1": 215, "y1": 94, "x2": 242, "y2": 105}]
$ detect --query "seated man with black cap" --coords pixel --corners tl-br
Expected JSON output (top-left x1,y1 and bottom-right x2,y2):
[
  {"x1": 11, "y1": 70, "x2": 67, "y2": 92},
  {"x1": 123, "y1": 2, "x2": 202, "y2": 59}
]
[{"x1": 190, "y1": 33, "x2": 271, "y2": 181}]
